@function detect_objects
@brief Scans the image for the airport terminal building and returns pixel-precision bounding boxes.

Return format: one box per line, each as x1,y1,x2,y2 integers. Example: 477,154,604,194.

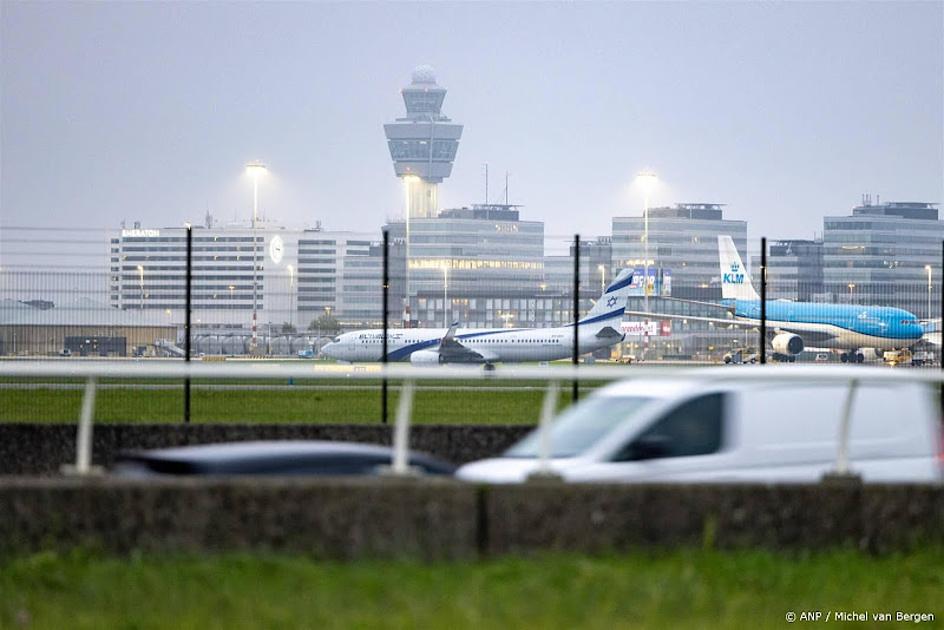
611,204,749,360
387,204,550,328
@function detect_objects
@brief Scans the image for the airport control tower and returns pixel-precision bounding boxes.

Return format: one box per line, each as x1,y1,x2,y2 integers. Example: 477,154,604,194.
384,66,463,219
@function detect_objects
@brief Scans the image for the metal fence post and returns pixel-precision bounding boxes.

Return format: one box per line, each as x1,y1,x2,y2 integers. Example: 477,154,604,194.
76,376,97,474
382,229,389,425
184,225,192,423
760,236,767,365
537,381,559,474
834,378,859,475
572,234,580,402
391,380,415,475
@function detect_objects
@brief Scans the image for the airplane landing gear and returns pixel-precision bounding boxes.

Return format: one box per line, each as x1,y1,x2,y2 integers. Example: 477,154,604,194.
840,351,865,364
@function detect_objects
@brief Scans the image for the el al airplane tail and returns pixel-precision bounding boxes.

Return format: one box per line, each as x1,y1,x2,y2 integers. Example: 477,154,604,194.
718,235,759,301
579,268,634,326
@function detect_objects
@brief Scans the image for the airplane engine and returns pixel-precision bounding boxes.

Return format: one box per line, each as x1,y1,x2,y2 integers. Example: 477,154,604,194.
409,349,443,365
771,333,804,356
860,348,884,362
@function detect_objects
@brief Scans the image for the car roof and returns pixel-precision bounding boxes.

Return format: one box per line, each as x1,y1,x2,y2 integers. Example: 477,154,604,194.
123,440,397,463
116,440,456,475
594,378,712,399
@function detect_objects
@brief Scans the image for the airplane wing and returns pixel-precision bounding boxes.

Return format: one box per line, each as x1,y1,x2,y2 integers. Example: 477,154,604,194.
595,325,625,340
659,297,733,312
624,310,755,328
623,310,839,342
440,321,460,344
436,322,494,363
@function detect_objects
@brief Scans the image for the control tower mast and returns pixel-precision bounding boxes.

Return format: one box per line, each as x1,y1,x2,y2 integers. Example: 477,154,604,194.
384,66,463,219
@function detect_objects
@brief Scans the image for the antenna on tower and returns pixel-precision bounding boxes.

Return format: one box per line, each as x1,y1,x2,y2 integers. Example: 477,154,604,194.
504,171,510,205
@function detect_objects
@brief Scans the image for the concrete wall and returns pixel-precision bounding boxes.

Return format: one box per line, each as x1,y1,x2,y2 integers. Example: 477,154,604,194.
0,477,478,559
1,478,941,557
0,424,533,475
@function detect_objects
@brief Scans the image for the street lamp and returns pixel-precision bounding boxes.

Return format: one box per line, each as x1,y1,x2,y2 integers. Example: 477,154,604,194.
136,265,145,309
847,283,856,302
442,265,449,328
245,161,267,228
925,265,932,318
598,264,606,294
245,161,267,352
635,170,658,360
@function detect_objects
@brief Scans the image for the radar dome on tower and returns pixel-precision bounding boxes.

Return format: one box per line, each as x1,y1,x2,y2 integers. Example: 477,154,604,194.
411,65,437,85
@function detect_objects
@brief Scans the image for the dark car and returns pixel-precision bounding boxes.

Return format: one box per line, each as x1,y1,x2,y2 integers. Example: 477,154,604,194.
112,441,456,477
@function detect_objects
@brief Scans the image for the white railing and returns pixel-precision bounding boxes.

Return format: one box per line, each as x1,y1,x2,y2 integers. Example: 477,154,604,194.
2,360,942,478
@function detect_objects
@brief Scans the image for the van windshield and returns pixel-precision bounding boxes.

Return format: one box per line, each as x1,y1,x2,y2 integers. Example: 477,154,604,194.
505,396,653,458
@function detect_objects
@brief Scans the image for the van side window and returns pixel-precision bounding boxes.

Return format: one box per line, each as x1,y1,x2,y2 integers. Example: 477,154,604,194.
612,393,725,461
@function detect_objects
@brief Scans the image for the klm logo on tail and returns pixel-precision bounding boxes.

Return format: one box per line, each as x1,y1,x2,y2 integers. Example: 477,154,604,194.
723,262,745,285
717,235,759,301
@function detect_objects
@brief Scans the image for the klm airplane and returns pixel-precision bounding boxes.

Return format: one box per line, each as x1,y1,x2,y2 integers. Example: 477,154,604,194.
320,269,635,365
627,236,926,363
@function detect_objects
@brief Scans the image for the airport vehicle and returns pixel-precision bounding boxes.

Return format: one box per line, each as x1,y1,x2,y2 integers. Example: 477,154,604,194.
456,376,943,484
626,236,926,364
113,441,456,477
321,269,635,365
722,348,757,364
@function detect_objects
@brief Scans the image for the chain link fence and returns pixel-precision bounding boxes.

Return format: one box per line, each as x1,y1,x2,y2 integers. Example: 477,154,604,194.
1,224,940,423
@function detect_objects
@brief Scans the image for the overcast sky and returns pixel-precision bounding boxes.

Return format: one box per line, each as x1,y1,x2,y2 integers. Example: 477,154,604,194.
2,1,941,241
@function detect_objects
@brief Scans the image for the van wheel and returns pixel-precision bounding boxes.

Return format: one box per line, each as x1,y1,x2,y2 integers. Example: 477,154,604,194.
856,353,865,363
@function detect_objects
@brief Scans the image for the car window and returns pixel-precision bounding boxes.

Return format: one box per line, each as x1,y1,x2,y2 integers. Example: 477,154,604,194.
505,396,653,458
612,393,725,461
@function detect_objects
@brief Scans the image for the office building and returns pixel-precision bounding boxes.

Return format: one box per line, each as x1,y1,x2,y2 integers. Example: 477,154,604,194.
823,198,942,317
612,203,747,298
298,231,406,328
109,223,294,326
108,222,403,342
752,239,825,301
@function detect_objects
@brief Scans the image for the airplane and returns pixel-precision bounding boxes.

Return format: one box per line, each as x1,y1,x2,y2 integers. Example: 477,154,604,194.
320,269,635,365
625,235,926,363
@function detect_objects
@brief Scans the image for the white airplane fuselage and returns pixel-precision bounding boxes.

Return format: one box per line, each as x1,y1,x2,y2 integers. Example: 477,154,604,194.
322,324,619,363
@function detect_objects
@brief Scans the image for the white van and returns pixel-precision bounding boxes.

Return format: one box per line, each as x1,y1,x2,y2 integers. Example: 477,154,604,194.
456,377,943,484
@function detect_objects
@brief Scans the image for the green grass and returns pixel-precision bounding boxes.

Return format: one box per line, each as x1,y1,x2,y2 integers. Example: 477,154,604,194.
0,385,597,424
1,549,941,629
